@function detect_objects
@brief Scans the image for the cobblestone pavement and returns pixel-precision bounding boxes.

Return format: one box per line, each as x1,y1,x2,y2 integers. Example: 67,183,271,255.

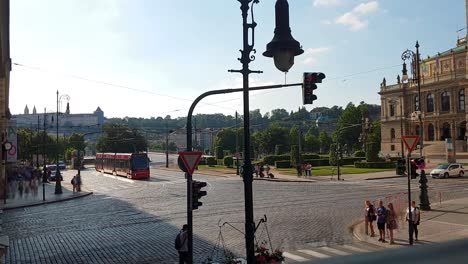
4,168,468,263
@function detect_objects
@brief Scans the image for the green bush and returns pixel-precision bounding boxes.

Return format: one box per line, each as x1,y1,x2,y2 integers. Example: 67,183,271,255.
329,143,337,166
303,159,330,166
366,142,380,162
224,156,234,167
354,150,366,157
302,153,320,160
354,161,396,168
275,160,291,168
206,157,217,166
291,145,300,166
262,154,291,165
215,146,223,159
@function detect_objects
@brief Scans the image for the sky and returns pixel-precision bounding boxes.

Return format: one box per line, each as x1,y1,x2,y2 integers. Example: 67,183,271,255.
9,0,466,119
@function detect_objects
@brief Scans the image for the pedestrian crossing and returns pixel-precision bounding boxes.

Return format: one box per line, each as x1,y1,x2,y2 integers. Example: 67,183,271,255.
283,242,383,263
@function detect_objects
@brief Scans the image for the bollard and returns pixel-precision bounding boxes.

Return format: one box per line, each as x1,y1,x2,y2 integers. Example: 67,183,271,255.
439,192,442,206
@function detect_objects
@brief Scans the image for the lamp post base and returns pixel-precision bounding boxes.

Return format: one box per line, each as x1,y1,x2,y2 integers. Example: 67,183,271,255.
419,170,431,210
54,171,63,195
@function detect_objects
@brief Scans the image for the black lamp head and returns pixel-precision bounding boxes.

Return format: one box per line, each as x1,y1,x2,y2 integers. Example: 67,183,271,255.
263,0,304,72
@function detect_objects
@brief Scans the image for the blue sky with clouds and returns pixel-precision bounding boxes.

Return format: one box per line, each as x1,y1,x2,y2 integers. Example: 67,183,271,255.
9,0,466,118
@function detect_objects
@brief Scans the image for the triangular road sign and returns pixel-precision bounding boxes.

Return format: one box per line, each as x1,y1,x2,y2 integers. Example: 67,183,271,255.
179,151,203,175
402,135,419,153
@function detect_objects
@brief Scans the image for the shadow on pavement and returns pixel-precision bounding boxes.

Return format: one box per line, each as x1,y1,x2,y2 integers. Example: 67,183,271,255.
3,191,225,263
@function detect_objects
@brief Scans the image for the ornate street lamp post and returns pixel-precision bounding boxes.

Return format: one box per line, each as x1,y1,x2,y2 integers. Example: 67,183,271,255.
54,91,70,195
401,41,422,158
229,1,303,262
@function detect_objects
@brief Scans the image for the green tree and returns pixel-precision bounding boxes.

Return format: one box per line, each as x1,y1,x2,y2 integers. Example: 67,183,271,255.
319,131,332,153
68,133,86,152
96,124,147,153
257,124,289,155
270,108,289,121
213,128,237,155
304,133,320,153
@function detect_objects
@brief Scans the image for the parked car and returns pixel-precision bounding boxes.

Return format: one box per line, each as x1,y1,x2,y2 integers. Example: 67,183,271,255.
46,165,63,181
58,161,66,170
430,163,464,179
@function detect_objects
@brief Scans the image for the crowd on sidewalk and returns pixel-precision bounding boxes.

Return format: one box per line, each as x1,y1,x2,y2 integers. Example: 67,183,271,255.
364,200,420,244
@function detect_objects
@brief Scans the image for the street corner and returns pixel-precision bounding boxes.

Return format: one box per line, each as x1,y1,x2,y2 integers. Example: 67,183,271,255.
3,189,93,211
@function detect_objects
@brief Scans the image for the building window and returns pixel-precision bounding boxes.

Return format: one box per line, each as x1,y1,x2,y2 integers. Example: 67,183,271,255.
389,104,395,117
428,124,435,141
415,95,420,111
390,128,396,139
426,93,434,112
391,145,395,151
459,89,465,111
441,91,450,112
442,122,451,140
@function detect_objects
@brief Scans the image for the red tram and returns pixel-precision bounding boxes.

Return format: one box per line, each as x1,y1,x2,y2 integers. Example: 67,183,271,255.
95,153,150,179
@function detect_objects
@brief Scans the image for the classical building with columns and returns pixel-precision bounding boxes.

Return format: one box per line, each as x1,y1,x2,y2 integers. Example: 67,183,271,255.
379,36,468,158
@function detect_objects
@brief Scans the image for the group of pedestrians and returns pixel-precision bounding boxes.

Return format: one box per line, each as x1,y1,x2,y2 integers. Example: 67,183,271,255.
254,163,273,178
365,200,420,244
296,163,312,177
6,167,42,199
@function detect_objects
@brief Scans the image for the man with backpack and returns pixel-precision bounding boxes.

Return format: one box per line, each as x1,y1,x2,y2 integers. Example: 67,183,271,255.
175,224,188,264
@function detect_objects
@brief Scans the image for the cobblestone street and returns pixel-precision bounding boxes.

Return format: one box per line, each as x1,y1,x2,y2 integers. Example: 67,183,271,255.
4,167,468,263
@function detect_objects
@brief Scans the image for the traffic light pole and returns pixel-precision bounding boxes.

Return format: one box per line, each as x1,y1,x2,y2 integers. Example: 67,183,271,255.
185,82,301,263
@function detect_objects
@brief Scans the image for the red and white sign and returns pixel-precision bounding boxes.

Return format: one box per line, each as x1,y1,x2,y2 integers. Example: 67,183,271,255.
402,135,419,153
179,151,203,175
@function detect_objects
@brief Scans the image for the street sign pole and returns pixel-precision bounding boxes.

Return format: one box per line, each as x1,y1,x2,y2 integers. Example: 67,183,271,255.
187,172,193,263
406,151,413,246
402,135,418,246
178,151,202,264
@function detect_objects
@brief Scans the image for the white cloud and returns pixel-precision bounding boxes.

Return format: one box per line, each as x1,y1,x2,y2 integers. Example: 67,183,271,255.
313,0,342,6
321,19,332,25
353,1,378,14
335,1,379,31
305,47,331,55
302,47,331,65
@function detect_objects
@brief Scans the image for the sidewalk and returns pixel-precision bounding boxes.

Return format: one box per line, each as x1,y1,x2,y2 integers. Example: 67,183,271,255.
0,170,93,262
352,197,468,248
2,170,93,211
153,165,317,182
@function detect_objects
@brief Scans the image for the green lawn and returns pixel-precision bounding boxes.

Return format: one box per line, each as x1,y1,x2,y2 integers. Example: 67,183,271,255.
198,164,394,176
275,165,394,176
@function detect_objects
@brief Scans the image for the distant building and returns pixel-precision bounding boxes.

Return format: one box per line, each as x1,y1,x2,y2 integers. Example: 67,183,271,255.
169,127,217,153
13,105,105,136
379,36,468,159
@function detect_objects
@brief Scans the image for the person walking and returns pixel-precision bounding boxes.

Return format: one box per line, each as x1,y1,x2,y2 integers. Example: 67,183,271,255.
365,200,376,237
376,200,387,242
175,224,189,264
386,203,398,244
406,200,421,241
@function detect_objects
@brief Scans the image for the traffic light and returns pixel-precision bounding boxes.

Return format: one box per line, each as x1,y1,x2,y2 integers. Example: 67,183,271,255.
303,72,326,105
192,180,207,210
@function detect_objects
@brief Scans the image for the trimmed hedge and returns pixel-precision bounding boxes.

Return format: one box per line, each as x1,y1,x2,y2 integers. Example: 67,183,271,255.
302,153,320,160
275,160,291,168
224,156,234,167
354,150,365,157
206,157,217,166
262,154,291,165
354,161,396,168
303,159,330,166
341,157,366,165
